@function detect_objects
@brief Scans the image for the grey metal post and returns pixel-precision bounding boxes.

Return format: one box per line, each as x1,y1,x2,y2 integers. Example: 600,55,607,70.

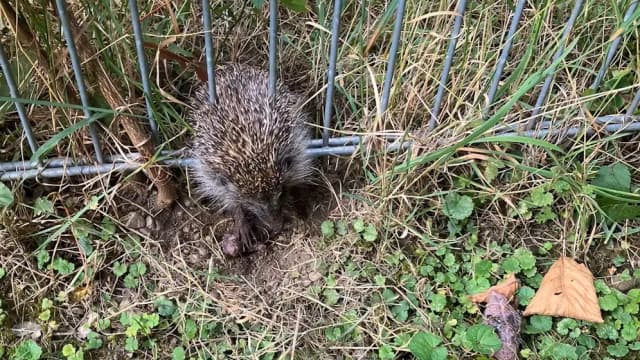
128,0,160,142
591,0,639,90
527,0,584,130
202,0,217,103
269,0,278,98
54,0,105,163
322,0,342,147
0,45,39,156
483,0,526,118
380,0,406,115
428,0,468,130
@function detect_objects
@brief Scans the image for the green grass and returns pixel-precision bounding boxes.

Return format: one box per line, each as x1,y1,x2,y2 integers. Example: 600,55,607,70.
1,0,640,359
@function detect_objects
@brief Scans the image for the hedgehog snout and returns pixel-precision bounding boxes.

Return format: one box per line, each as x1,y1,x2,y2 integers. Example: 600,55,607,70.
242,193,284,235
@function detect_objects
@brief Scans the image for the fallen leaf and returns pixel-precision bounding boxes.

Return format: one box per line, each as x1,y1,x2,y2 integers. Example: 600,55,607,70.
523,257,603,323
469,274,519,304
484,291,521,360
70,285,92,303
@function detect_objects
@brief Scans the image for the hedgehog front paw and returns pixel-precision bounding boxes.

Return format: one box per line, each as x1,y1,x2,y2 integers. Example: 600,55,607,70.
221,232,241,257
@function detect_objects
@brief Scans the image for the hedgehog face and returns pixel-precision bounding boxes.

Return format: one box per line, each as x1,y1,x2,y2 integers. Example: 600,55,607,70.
240,185,285,235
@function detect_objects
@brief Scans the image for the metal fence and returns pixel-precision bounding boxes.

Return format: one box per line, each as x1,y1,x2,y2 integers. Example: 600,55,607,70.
1,0,640,182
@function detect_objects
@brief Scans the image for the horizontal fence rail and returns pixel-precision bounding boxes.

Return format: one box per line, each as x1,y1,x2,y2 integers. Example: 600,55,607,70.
1,0,640,182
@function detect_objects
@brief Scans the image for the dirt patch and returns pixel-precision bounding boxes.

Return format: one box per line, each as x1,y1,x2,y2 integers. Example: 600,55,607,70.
108,169,338,300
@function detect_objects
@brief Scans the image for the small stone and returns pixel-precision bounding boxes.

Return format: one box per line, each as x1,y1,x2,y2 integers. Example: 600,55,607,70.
77,324,92,340
198,247,208,257
145,215,155,230
308,272,323,282
188,254,200,264
12,321,42,340
183,198,193,207
124,212,145,229
204,235,212,242
301,280,311,287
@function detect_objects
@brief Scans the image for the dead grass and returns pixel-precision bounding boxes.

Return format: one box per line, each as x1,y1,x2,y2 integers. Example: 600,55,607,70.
1,0,640,358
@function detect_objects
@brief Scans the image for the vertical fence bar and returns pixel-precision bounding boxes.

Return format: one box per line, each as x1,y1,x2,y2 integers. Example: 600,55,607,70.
0,45,39,157
268,0,278,97
380,0,406,115
483,0,526,118
202,0,217,103
591,0,639,90
428,0,467,130
55,0,104,163
322,0,342,147
626,88,640,117
526,0,584,130
128,0,159,142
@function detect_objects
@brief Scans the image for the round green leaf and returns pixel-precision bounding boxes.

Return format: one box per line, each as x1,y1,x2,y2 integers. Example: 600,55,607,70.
463,324,502,355
443,193,474,220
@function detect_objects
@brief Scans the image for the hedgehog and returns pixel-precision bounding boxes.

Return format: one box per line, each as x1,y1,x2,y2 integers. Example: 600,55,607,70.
188,63,314,257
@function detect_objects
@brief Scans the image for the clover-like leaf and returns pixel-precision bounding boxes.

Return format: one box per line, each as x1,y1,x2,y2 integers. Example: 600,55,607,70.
442,193,474,220
409,332,448,360
0,182,14,208
462,324,502,355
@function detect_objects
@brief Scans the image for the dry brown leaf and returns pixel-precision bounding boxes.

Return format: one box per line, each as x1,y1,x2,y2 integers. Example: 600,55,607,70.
523,257,603,323
70,286,92,303
469,273,519,304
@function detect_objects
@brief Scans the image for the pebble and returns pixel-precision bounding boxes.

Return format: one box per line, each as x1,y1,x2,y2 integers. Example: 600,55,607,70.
308,272,323,282
124,212,145,229
145,215,155,230
301,280,311,287
12,321,42,340
198,247,208,257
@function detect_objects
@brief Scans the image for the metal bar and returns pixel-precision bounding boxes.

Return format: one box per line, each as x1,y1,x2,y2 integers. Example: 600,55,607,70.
202,0,217,103
322,0,342,147
0,136,365,172
0,45,39,156
626,88,640,117
428,0,468,130
308,135,358,147
380,0,406,115
268,0,278,97
0,147,362,181
55,0,104,163
495,120,554,133
483,0,526,118
526,0,585,130
128,0,159,141
501,116,640,139
6,113,640,181
591,0,639,90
